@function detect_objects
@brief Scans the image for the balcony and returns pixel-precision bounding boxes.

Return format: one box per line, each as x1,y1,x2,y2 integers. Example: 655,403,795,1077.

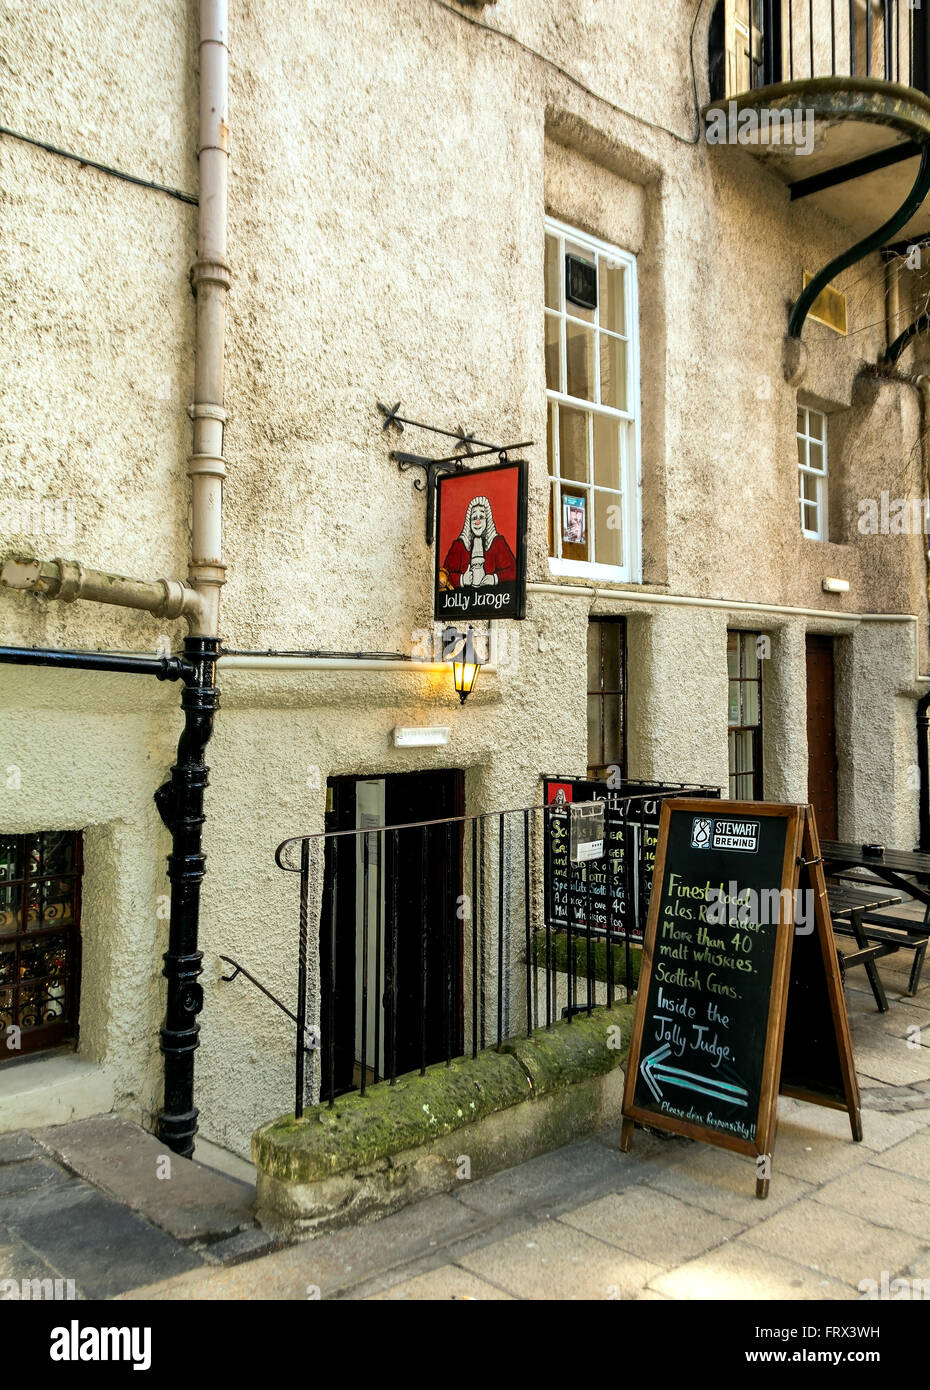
706,2,930,345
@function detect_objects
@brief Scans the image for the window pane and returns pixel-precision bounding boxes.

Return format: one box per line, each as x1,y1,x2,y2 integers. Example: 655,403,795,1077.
545,313,561,392
801,472,819,503
797,406,806,434
566,321,596,401
598,259,626,334
564,241,596,322
547,401,557,478
796,434,807,468
558,405,588,483
587,694,602,768
808,440,824,473
593,414,621,489
560,485,589,562
726,632,739,679
594,490,623,567
545,234,561,310
602,694,622,765
741,632,759,679
728,680,741,726
600,622,622,690
742,679,760,726
802,501,818,532
808,410,823,441
599,334,627,410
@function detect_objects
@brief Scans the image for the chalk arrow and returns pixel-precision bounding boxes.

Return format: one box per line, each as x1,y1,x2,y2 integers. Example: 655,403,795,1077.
652,1062,749,1108
640,1042,672,1101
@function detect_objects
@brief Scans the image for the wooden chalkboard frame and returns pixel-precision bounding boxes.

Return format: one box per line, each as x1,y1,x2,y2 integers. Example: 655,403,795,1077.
779,807,862,1139
620,798,806,1198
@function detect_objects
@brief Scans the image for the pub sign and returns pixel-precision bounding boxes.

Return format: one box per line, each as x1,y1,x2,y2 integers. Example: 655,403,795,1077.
434,459,528,621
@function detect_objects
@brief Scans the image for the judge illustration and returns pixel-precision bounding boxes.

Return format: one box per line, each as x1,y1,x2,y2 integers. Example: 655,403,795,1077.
441,495,516,589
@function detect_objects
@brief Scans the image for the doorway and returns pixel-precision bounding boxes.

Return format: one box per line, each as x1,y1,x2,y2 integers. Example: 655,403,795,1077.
320,770,464,1098
806,634,839,840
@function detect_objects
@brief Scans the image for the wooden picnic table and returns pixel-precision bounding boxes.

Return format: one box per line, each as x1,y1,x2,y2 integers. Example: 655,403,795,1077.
821,840,930,997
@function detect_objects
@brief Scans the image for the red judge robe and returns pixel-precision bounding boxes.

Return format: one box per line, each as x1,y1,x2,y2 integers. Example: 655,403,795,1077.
442,533,516,588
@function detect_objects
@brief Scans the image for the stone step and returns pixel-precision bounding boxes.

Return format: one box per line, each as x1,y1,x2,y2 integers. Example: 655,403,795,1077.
32,1115,255,1243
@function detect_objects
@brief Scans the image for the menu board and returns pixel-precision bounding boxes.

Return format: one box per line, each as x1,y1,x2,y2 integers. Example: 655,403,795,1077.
543,778,720,943
621,799,808,1195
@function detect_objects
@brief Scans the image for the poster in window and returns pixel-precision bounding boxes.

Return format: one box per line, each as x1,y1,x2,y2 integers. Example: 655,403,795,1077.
562,494,586,547
434,459,528,621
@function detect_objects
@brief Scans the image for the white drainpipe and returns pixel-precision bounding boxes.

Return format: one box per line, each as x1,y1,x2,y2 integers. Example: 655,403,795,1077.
1,1,229,640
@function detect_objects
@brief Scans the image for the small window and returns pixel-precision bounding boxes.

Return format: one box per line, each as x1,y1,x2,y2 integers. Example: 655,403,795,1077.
0,832,83,1059
797,405,828,540
545,219,641,583
587,618,627,779
727,631,763,800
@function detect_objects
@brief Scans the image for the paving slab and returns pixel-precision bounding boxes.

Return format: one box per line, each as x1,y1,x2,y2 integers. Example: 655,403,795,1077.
453,1136,649,1220
0,1132,42,1164
869,1129,930,1179
559,1187,745,1267
201,1226,280,1267
458,1220,662,1300
121,1191,488,1300
0,1157,67,1197
0,1224,71,1293
649,1239,858,1300
741,1195,924,1288
32,1114,255,1241
812,1165,930,1242
645,1142,814,1220
368,1265,513,1300
851,1041,930,1087
0,1178,203,1299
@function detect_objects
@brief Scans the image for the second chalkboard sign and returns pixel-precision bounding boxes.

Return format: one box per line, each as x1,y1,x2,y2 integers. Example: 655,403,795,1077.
621,798,860,1197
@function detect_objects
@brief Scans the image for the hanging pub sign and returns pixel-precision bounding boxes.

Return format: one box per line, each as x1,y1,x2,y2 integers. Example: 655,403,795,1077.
434,459,528,621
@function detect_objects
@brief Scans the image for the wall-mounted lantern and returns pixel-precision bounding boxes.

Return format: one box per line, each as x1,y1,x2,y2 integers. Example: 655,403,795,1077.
444,626,482,705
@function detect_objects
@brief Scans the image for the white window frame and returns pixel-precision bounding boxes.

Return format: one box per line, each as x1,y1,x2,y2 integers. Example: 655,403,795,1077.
545,217,642,584
797,405,828,541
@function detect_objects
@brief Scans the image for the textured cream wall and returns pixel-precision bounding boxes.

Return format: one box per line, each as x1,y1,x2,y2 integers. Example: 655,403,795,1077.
1,0,928,1155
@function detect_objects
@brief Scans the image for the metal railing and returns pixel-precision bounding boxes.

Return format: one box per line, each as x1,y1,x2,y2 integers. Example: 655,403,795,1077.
265,782,719,1118
712,1,930,98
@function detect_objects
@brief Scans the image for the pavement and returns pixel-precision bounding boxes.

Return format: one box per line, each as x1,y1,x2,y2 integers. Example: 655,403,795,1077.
2,945,929,1301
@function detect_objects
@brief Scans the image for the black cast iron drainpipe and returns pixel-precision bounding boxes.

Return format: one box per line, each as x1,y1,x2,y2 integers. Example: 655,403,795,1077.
0,638,220,1159
918,688,930,852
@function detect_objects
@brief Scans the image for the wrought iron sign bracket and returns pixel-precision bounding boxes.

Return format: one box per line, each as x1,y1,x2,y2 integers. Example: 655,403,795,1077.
378,401,532,544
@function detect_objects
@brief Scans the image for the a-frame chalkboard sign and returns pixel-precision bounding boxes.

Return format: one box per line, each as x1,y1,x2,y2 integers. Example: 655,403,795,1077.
620,798,860,1197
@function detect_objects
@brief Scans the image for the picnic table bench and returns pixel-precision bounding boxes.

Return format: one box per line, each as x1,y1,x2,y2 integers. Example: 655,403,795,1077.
826,882,903,1013
822,840,930,999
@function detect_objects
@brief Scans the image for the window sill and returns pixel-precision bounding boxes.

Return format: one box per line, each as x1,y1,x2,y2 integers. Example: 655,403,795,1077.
548,558,636,584
0,1053,114,1133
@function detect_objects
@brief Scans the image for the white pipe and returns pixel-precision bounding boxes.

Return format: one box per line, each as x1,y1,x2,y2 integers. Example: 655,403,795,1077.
527,582,930,684
187,0,231,639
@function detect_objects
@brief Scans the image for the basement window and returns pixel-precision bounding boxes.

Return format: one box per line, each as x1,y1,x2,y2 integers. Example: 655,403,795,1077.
0,832,83,1060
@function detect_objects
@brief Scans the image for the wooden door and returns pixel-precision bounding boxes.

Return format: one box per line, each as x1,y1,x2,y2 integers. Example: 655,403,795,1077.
806,635,838,840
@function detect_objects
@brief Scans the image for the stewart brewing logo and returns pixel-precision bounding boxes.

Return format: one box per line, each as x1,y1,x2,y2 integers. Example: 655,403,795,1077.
691,817,759,852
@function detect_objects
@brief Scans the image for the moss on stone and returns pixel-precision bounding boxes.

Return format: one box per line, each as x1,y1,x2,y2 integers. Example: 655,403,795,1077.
500,1003,633,1096
252,1047,531,1183
252,1003,634,1185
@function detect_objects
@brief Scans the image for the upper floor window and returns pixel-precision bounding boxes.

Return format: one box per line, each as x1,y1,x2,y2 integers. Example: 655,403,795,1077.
797,405,828,540
545,220,641,584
